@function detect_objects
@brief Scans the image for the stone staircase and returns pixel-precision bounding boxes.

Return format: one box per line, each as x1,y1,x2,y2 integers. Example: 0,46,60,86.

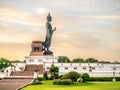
10,64,44,76
10,71,34,76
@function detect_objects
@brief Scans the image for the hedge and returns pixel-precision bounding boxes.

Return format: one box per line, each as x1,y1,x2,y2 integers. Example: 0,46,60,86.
86,77,120,81
53,79,73,85
31,81,42,85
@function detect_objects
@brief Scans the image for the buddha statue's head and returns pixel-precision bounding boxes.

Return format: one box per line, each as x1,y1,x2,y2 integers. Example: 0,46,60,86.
47,13,52,22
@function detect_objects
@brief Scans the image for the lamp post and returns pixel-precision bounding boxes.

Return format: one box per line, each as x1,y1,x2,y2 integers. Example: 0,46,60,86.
112,65,116,82
34,69,39,82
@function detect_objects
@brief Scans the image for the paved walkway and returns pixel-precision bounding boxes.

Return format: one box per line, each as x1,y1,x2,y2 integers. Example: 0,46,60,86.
0,78,33,90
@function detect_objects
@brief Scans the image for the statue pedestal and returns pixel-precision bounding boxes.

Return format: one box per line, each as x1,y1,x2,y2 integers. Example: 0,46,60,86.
30,41,43,56
26,41,55,65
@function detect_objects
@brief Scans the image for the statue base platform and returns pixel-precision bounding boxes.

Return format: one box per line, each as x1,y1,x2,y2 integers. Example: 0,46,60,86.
25,55,58,65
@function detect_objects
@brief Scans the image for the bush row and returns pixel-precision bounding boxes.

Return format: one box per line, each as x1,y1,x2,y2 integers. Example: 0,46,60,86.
53,79,73,85
37,72,90,82
38,74,120,82
37,76,55,80
86,77,120,81
37,76,58,80
31,81,42,85
61,72,90,82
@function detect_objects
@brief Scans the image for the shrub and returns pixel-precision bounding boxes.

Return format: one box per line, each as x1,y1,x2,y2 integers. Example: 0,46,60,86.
61,71,80,81
61,74,68,79
38,77,43,81
59,75,63,79
53,79,72,85
43,72,49,80
49,74,59,80
81,73,90,81
31,81,42,85
66,71,81,81
50,75,55,80
116,77,120,81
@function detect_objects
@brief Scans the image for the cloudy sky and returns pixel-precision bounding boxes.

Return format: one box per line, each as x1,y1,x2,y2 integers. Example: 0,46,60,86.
0,0,120,61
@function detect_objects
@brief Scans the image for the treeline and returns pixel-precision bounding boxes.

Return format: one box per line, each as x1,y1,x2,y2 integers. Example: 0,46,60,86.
58,56,120,64
11,60,24,63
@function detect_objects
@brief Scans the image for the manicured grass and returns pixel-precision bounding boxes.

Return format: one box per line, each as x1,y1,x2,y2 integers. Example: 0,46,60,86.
22,80,120,90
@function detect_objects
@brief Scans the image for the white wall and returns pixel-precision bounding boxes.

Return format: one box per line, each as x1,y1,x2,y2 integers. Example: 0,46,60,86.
44,62,120,77
24,56,120,77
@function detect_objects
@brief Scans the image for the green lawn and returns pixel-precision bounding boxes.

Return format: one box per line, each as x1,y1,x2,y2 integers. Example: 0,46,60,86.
22,80,120,90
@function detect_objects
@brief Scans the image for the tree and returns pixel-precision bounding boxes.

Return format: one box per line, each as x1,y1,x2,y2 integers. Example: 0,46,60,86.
72,58,84,63
58,56,71,63
99,61,111,64
85,58,98,63
114,61,120,64
49,64,59,79
0,58,11,69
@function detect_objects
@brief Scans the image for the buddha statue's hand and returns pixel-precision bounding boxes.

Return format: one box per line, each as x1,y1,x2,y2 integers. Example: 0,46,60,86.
53,27,56,31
